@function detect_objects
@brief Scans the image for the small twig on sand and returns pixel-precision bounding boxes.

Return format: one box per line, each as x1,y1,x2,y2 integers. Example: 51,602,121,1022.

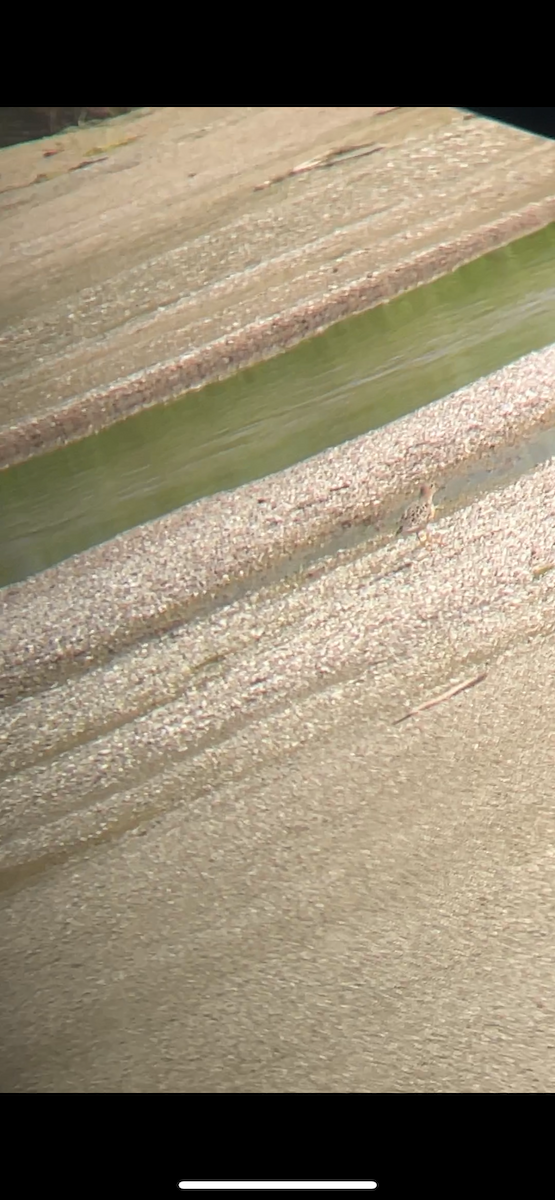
394,671,487,725
254,143,383,191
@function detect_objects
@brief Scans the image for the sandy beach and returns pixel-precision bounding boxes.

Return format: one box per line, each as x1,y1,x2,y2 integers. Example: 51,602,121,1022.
1,108,555,1093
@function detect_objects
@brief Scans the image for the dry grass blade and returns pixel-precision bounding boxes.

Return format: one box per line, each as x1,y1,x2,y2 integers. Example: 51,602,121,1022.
254,143,383,191
394,671,487,725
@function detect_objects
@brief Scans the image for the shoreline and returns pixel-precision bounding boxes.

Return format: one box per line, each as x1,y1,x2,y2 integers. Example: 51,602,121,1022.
2,197,555,469
2,343,555,705
1,418,555,888
2,106,555,468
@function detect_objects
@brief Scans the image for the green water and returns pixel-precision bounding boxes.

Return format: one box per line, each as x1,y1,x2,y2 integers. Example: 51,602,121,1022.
2,222,555,587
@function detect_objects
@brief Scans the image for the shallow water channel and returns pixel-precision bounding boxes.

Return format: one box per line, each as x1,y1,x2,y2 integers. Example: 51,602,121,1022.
2,222,555,588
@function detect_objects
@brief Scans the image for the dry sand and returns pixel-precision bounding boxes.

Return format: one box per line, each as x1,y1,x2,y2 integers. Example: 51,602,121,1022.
1,423,555,1091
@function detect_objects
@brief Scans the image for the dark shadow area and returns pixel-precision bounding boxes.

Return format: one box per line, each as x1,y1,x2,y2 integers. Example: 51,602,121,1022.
0,107,138,147
462,107,555,141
